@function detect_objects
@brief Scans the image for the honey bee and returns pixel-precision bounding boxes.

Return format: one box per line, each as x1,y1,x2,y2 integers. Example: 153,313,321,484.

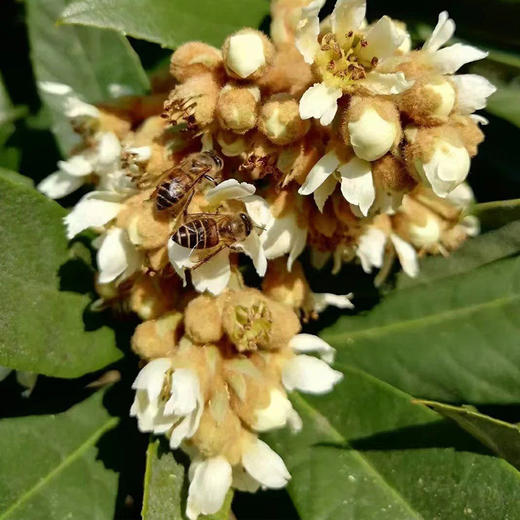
171,212,253,267
153,151,224,214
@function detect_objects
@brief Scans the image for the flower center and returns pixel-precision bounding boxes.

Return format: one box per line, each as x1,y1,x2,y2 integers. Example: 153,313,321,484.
314,33,378,91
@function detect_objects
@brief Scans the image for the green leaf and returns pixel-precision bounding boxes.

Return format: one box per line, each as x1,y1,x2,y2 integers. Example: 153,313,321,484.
322,254,520,404
268,366,520,520
26,0,149,154
416,400,520,470
142,438,233,520
485,83,520,128
0,170,122,377
474,199,520,232
61,0,270,49
395,220,520,289
0,390,119,520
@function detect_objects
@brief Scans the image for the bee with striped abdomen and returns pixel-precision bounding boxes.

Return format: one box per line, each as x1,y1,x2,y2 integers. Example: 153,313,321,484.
152,151,224,214
171,212,253,267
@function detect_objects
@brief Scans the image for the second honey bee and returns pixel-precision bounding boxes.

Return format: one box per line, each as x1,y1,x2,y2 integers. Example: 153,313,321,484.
171,212,253,267
153,151,224,214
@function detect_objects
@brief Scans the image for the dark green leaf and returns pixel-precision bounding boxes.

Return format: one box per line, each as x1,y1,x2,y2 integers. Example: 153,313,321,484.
0,170,122,377
26,0,149,154
0,390,119,520
322,255,520,404
474,200,520,232
416,400,520,470
268,366,520,520
61,0,270,49
142,438,233,520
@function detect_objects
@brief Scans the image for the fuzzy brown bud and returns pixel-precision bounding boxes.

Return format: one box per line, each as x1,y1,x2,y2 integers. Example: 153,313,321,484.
185,294,224,344
216,84,260,134
170,42,223,82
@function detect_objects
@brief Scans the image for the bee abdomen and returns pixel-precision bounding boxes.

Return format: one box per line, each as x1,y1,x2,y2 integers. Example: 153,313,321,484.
155,179,185,211
173,219,219,249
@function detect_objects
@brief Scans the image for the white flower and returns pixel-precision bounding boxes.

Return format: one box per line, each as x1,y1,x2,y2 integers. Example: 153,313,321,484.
167,180,269,295
254,388,300,433
131,359,203,447
312,292,354,314
355,226,419,278
245,196,308,271
187,457,232,520
422,12,494,117
282,334,343,394
96,228,143,285
296,0,413,125
298,150,375,216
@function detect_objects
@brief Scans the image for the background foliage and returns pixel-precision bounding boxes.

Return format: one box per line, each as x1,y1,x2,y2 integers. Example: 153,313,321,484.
1,0,520,518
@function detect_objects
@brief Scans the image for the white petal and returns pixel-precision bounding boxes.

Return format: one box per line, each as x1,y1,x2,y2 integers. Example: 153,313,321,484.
338,157,375,216
96,132,121,168
357,16,405,63
313,174,337,212
226,33,266,78
187,457,232,520
205,179,256,205
445,182,475,209
132,358,171,399
254,388,293,432
64,97,100,120
97,228,138,284
461,215,480,237
431,44,488,74
470,114,489,125
299,83,342,126
167,241,198,285
170,398,204,448
299,150,340,196
242,439,291,489
64,192,122,239
356,227,387,273
282,354,343,394
125,146,152,162
38,81,73,96
287,408,303,433
363,71,414,95
423,11,455,52
191,249,231,295
58,155,93,177
164,369,199,416
452,74,496,114
37,171,85,199
243,195,273,229
236,232,267,276
390,234,419,278
331,0,366,36
312,292,354,314
232,467,260,493
295,0,325,64
288,223,308,271
289,333,337,364
263,211,302,261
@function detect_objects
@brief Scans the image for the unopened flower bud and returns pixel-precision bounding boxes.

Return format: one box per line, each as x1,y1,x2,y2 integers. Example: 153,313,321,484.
185,294,224,344
170,42,223,82
129,274,179,320
163,73,219,131
216,84,260,134
341,98,401,161
222,29,274,80
277,136,322,187
399,77,456,125
131,311,182,360
258,94,310,145
404,126,471,198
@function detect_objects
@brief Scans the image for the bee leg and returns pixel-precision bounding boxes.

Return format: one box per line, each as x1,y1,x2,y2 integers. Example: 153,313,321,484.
191,246,227,270
181,190,195,216
203,174,218,186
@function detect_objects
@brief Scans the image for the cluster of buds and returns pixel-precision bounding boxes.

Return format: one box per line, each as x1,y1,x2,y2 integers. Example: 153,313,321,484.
35,0,493,517
130,286,342,518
